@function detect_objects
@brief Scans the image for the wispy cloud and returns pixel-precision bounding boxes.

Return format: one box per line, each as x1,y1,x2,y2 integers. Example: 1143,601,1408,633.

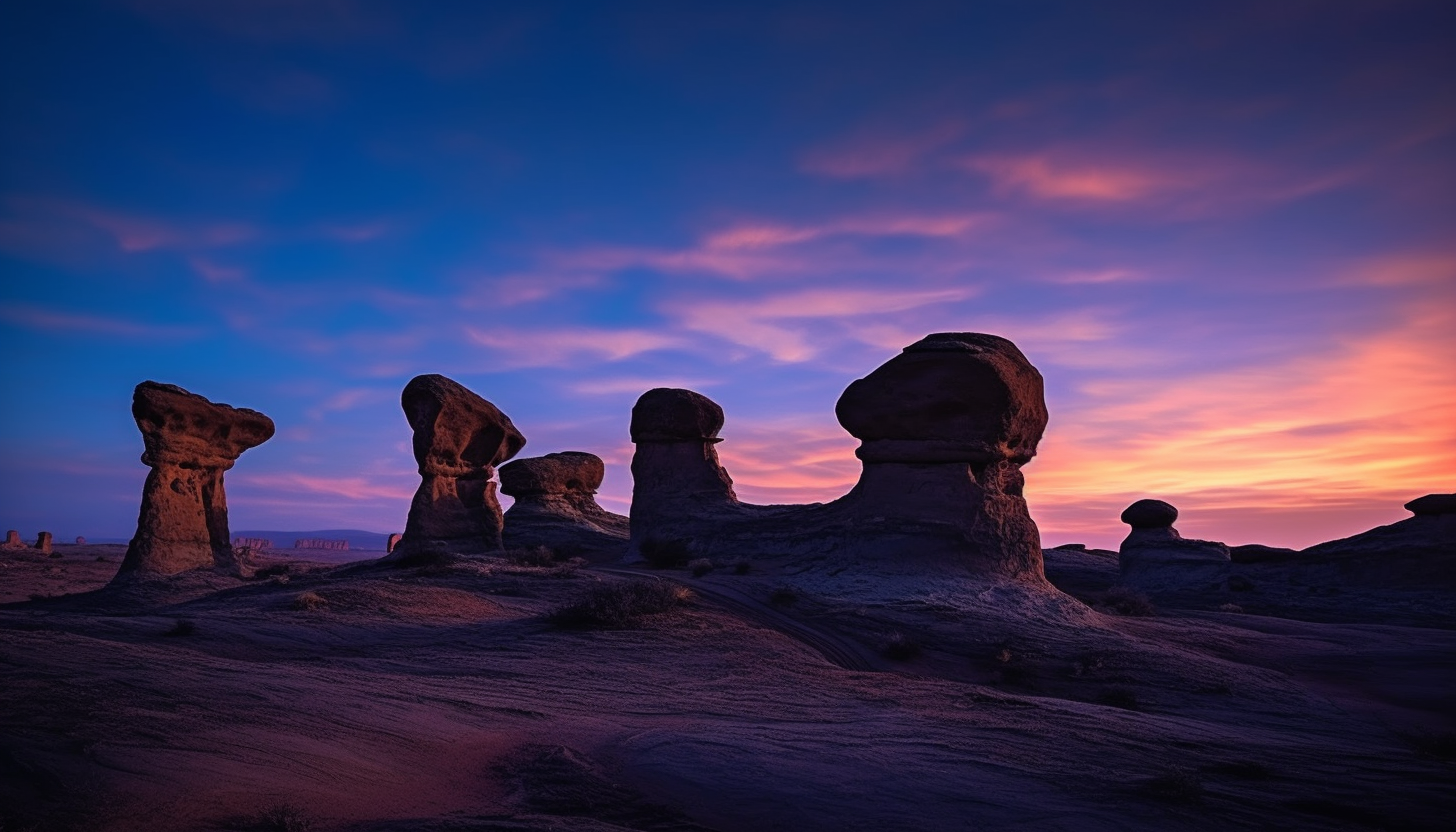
238,472,416,502
800,120,968,178
569,376,719,396
0,303,204,340
464,326,687,367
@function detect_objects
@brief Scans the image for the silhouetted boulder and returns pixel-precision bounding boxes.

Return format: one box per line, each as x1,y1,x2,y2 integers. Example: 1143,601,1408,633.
115,382,275,578
392,374,525,557
1121,499,1179,529
501,451,629,558
1405,493,1456,516
1117,499,1229,600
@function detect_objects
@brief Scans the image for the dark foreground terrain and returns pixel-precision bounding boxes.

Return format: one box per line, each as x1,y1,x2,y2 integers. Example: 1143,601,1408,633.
2,543,1453,831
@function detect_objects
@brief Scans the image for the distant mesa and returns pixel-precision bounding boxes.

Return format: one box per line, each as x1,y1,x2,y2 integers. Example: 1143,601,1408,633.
626,332,1053,585
34,532,52,554
233,537,272,550
390,374,526,558
113,381,275,579
1117,499,1230,598
294,538,348,550
500,451,629,558
75,536,86,545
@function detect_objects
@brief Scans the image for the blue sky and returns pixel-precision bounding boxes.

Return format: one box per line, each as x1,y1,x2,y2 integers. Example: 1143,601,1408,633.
2,1,1453,548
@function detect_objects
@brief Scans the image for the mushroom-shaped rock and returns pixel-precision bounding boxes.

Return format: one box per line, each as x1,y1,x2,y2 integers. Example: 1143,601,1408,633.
1121,499,1179,529
501,451,629,557
394,374,525,556
829,332,1050,581
1405,494,1456,516
627,388,740,556
116,382,275,577
1117,499,1229,600
836,332,1047,464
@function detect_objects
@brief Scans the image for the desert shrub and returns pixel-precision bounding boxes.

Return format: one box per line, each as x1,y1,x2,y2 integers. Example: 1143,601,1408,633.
1101,586,1156,616
881,631,921,660
1097,687,1140,710
548,580,692,629
508,546,558,567
162,619,195,637
48,552,63,559
688,558,714,577
251,803,313,832
729,558,751,575
768,586,798,606
1217,602,1243,613
292,591,328,611
640,537,691,569
1144,767,1203,803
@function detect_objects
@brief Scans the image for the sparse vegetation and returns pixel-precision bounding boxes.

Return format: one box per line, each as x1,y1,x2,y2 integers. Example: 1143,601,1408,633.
1097,687,1140,710
1100,586,1157,616
768,586,798,606
249,803,313,832
292,591,328,611
688,558,714,577
548,579,692,629
881,631,921,660
639,537,691,569
1217,602,1243,613
508,546,558,567
728,558,752,575
1228,574,1255,592
1144,767,1203,803
162,619,196,637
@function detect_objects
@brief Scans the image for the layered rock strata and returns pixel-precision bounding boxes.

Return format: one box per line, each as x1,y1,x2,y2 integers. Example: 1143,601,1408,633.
393,374,525,556
115,382,275,577
500,451,629,557
1117,499,1230,597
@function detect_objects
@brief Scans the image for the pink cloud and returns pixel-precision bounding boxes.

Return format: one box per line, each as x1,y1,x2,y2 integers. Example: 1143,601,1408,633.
1,195,258,258
962,154,1179,202
0,303,203,340
1337,252,1456,288
464,326,687,367
238,472,416,503
800,120,967,178
188,257,248,283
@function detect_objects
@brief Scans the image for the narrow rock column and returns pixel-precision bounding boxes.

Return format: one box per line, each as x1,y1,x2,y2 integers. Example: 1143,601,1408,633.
33,532,52,554
394,374,525,556
1117,499,1230,597
627,388,738,554
2,530,22,550
116,382,275,577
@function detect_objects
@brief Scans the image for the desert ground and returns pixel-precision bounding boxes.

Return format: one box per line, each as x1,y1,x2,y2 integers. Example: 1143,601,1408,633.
2,535,1453,832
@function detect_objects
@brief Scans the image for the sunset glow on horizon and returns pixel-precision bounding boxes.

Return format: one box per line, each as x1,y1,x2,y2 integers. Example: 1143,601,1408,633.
2,1,1452,551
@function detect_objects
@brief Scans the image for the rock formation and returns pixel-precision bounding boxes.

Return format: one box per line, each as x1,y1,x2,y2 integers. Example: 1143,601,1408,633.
2,530,22,550
233,537,271,550
501,451,629,557
115,382,275,577
75,536,86,545
1117,499,1230,598
393,374,525,556
625,333,1054,584
386,533,402,553
295,538,348,550
33,532,52,554
1293,493,1456,583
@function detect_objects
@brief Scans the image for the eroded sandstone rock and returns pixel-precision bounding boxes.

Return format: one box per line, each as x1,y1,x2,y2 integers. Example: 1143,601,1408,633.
386,533,402,553
1405,493,1456,516
393,374,525,556
1117,499,1230,598
33,532,52,554
501,451,629,557
2,530,22,550
116,382,275,577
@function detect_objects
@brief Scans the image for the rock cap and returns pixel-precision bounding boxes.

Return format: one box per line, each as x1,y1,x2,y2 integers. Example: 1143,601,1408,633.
133,381,275,468
500,451,605,497
402,374,526,477
630,388,725,443
1121,499,1179,529
1405,493,1456,516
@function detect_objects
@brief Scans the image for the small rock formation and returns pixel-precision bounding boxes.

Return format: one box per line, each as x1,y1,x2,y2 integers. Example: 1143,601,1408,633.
1405,493,1456,517
294,538,348,550
1294,493,1456,583
115,382,275,578
501,451,629,557
627,389,742,556
2,530,23,550
75,536,86,545
233,536,271,550
1117,499,1230,598
386,533,402,553
393,374,526,556
33,532,52,554
625,333,1055,585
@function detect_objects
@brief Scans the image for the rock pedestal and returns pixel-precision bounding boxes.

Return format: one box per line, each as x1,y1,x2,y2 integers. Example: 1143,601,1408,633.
2,530,22,550
393,374,525,556
627,388,741,555
1117,499,1230,598
501,451,629,557
33,532,52,554
116,382,275,577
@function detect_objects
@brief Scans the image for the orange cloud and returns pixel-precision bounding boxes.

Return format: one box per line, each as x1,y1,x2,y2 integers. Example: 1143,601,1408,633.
963,154,1177,201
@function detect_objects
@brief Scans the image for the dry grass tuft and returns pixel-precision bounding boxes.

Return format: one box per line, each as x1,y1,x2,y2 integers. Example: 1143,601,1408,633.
881,631,921,660
688,558,714,577
1100,586,1157,616
249,803,313,832
548,580,692,629
162,619,196,637
507,546,558,567
292,591,328,611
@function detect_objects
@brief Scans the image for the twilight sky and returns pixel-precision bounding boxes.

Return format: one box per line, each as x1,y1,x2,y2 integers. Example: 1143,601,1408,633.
2,1,1452,549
